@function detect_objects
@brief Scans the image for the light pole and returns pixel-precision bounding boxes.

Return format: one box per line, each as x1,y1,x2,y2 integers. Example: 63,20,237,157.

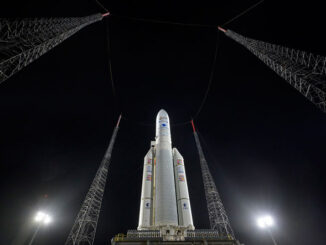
257,215,278,245
29,211,52,245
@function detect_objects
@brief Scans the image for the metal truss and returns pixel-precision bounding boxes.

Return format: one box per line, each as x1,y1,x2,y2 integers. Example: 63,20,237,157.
0,13,103,84
65,115,121,245
220,28,326,112
191,121,235,239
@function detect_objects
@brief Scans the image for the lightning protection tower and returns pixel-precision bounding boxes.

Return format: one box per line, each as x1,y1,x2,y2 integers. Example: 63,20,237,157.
0,13,109,85
218,27,326,112
191,120,235,239
65,115,121,245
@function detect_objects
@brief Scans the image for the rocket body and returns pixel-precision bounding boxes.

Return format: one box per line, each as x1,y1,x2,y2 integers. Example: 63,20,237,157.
138,109,194,231
154,110,178,226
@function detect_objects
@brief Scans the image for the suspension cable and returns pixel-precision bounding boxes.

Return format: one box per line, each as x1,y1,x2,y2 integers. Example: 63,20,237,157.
221,0,265,27
193,31,220,119
101,2,264,123
94,0,109,13
111,14,215,28
104,18,118,115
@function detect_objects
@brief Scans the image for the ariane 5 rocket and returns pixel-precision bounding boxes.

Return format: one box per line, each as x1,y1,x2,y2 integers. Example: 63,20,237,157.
138,109,195,231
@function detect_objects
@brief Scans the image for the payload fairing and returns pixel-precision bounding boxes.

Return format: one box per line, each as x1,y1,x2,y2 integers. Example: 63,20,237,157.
138,109,194,233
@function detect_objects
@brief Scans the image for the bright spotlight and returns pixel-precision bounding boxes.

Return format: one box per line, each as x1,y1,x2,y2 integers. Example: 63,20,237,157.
34,211,52,224
265,215,274,226
257,218,266,228
43,215,52,224
257,215,274,229
35,211,45,222
256,215,278,245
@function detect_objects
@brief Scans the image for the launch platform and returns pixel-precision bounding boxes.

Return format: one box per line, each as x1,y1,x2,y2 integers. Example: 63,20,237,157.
111,230,241,245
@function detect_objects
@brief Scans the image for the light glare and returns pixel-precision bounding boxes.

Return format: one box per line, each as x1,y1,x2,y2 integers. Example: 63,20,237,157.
43,215,52,224
265,216,274,226
35,212,45,222
257,215,274,229
257,218,266,228
34,211,52,224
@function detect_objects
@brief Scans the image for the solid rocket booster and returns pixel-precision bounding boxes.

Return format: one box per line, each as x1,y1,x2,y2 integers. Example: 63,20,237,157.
138,149,153,229
154,109,179,226
173,148,194,229
138,109,194,230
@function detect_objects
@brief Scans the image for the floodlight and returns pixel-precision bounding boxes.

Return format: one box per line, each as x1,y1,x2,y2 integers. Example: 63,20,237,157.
257,215,274,229
256,215,278,245
43,215,52,224
35,212,45,222
34,211,52,224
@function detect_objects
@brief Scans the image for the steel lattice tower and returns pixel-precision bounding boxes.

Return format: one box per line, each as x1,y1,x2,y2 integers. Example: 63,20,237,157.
218,27,326,112
0,13,108,84
65,115,121,245
191,120,235,239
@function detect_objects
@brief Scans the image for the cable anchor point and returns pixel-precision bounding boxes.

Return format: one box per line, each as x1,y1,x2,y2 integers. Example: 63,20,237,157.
218,26,227,33
102,12,110,17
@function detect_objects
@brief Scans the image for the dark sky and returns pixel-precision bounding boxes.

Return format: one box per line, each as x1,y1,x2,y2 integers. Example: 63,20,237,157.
1,1,326,245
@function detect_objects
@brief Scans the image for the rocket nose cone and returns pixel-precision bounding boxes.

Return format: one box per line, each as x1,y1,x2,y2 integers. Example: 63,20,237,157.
158,109,168,116
156,109,171,138
156,109,169,120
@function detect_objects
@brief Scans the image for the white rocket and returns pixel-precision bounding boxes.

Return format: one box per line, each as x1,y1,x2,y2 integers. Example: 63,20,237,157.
138,109,194,232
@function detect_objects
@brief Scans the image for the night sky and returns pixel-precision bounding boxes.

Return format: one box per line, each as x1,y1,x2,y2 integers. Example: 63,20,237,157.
1,1,326,245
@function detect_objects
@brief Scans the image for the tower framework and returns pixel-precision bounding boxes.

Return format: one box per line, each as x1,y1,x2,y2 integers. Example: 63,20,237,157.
65,115,121,245
0,13,104,84
191,121,234,239
219,27,326,112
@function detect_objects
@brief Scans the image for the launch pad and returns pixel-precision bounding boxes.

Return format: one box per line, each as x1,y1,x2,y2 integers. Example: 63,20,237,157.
111,230,240,245
111,238,239,245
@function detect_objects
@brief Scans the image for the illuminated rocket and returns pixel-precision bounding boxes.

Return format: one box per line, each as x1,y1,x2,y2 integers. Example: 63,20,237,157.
138,109,194,233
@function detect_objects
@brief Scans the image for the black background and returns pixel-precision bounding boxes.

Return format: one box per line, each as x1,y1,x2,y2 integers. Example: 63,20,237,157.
1,1,326,244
